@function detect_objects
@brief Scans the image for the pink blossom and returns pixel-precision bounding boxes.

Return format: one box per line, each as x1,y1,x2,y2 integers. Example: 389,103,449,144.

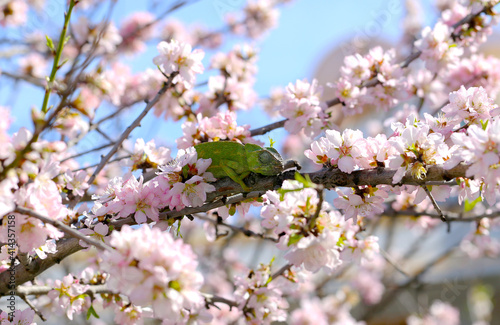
100,225,204,321
446,119,500,205
202,75,257,112
325,128,366,174
176,111,255,149
414,22,463,73
0,308,36,324
64,170,89,197
79,222,109,248
119,12,156,54
153,39,205,89
109,175,161,223
18,53,47,78
284,230,342,273
54,109,89,139
443,54,500,100
128,138,171,170
73,17,122,55
442,86,498,124
304,137,331,166
233,263,289,324
0,0,27,26
114,304,153,325
280,79,325,137
168,175,215,210
333,187,387,222
47,274,91,320
389,115,450,183
352,270,384,305
211,43,258,83
229,0,280,39
407,300,460,325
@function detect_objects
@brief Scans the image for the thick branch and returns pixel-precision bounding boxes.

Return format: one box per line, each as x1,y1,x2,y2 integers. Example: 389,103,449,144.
0,238,82,296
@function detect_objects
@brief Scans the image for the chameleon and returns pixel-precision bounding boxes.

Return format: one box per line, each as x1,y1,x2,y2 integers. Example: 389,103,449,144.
193,141,284,191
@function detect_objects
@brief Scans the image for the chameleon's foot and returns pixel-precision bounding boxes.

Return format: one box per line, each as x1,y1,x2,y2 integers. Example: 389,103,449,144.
240,184,251,192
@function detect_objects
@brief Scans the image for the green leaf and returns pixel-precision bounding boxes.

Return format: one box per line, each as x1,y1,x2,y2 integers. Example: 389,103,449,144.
464,197,482,212
86,305,99,320
288,234,303,247
294,172,315,188
228,204,236,216
277,187,301,200
45,35,55,51
481,119,489,130
268,137,276,148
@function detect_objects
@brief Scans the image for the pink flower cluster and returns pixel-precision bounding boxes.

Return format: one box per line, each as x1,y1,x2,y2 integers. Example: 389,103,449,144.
261,180,365,273
227,0,282,39
446,118,500,205
331,47,409,116
333,186,389,223
443,55,500,100
407,300,460,325
415,22,463,73
442,86,498,124
0,308,36,325
153,39,205,89
0,0,27,27
100,225,204,322
290,290,365,325
460,217,500,258
233,262,289,324
119,12,156,54
92,146,215,223
176,111,258,149
1,156,66,254
304,128,393,174
127,138,171,171
47,274,91,320
279,79,328,138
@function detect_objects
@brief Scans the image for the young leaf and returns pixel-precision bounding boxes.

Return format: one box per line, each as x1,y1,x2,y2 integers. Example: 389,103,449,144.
45,35,55,52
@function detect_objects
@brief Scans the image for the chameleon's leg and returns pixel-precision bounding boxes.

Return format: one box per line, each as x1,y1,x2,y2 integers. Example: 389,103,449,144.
221,162,251,191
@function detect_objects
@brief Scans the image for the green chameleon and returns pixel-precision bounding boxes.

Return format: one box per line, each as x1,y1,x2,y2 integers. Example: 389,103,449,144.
193,141,284,191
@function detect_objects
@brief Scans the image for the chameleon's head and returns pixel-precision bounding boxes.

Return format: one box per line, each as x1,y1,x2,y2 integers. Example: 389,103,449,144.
245,144,284,176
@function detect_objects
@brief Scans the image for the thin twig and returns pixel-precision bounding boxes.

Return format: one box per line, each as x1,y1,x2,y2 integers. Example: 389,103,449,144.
14,206,112,252
271,264,292,279
421,185,450,232
195,214,279,242
61,143,115,162
70,72,179,209
18,293,46,321
307,187,324,231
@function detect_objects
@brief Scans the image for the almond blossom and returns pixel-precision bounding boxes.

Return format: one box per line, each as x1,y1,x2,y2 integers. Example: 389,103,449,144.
233,262,289,324
389,114,450,183
446,118,500,205
100,225,204,322
0,308,36,325
279,78,326,138
0,0,27,26
333,186,388,223
414,22,463,73
47,274,91,320
442,86,498,124
153,39,205,89
407,300,460,325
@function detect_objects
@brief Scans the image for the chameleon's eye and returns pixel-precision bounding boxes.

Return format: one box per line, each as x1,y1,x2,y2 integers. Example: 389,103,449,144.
258,152,272,164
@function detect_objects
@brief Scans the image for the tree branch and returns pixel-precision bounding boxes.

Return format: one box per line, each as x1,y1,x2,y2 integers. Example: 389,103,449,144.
14,206,112,252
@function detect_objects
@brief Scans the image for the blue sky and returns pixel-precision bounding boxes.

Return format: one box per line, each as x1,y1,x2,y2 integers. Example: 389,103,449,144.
1,0,443,162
